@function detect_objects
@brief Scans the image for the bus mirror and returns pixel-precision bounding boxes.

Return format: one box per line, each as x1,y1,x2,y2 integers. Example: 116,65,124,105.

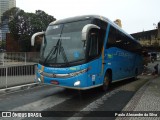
82,24,100,41
31,32,45,46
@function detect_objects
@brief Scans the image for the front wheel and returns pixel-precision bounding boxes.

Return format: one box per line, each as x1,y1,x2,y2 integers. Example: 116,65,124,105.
102,72,111,92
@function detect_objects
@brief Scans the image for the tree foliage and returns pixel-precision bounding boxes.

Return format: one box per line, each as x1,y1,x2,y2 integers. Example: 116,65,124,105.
2,7,56,52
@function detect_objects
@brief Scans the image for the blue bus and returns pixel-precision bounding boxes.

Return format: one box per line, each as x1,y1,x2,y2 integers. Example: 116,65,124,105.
31,15,143,91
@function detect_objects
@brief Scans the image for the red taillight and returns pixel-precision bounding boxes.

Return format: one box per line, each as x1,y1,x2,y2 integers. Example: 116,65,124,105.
50,80,59,85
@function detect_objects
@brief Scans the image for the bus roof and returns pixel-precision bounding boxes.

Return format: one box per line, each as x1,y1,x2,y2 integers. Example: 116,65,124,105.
49,15,138,43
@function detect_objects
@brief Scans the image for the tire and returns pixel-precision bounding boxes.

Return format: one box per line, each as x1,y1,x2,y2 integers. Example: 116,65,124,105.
133,68,138,80
102,72,111,92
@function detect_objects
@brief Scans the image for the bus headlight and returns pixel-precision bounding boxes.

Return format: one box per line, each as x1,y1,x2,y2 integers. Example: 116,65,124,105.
70,68,88,77
74,81,81,86
38,78,41,83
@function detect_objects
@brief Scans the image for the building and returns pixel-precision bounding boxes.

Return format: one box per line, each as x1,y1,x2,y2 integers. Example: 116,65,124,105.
6,33,20,52
0,29,2,40
5,33,41,52
0,0,16,23
0,0,16,49
0,29,2,48
1,19,10,40
131,22,160,52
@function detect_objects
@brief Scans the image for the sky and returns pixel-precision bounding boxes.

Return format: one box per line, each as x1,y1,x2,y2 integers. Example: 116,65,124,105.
16,0,160,34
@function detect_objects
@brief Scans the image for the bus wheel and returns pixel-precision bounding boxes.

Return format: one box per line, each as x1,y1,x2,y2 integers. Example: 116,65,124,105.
133,68,138,80
102,72,111,92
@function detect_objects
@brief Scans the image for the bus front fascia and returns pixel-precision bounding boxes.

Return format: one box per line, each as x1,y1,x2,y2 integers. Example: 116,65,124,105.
32,24,102,90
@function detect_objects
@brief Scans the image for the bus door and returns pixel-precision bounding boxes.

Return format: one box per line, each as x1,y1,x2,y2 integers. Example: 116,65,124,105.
87,29,102,85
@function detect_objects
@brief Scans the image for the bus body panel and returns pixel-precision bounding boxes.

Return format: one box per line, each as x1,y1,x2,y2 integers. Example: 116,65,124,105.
104,48,143,82
86,58,102,86
105,47,135,81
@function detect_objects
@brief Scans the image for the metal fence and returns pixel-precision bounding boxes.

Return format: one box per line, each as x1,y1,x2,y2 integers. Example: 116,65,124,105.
0,64,37,89
0,52,40,66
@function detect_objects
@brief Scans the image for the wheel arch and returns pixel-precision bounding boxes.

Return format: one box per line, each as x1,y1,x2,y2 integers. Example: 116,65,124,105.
105,68,112,83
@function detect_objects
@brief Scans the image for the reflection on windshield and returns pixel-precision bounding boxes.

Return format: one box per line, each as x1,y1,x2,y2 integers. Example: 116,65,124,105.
40,20,91,66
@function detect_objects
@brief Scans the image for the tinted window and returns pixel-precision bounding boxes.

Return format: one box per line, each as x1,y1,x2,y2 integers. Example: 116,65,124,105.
87,28,106,61
92,19,107,29
46,24,63,35
63,20,91,33
107,26,122,48
107,26,142,54
89,30,99,57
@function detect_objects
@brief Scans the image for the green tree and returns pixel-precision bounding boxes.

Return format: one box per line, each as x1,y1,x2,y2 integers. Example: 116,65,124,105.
0,40,6,49
2,7,56,52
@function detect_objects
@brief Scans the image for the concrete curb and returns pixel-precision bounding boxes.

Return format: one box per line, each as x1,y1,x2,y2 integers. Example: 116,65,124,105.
115,76,160,120
0,83,39,95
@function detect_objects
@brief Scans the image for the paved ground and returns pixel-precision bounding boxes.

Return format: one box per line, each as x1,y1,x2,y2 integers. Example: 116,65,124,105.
0,75,156,120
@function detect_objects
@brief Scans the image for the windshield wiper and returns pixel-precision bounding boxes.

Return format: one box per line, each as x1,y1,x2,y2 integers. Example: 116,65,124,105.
60,45,69,65
52,40,69,65
43,39,69,66
43,39,60,64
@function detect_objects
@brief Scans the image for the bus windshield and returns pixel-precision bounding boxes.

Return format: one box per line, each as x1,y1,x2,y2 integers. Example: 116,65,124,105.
40,20,91,66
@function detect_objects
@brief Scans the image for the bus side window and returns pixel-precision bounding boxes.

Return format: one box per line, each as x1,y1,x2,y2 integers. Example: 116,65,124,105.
106,26,115,48
107,26,120,49
89,31,99,57
99,29,106,52
107,26,132,51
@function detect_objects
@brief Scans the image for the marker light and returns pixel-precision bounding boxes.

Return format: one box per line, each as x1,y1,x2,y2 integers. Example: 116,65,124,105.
74,81,81,86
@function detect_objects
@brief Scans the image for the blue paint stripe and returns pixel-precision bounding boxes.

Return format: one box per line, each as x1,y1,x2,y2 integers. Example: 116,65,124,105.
103,24,110,49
